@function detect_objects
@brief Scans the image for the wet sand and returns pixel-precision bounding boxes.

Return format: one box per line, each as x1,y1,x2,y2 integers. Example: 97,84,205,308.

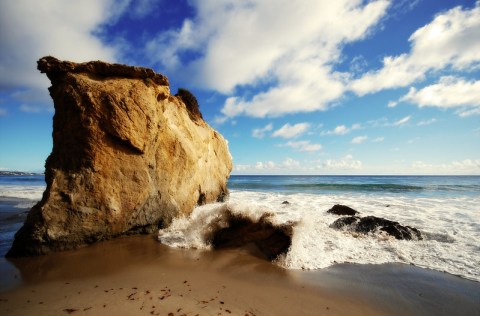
0,235,479,316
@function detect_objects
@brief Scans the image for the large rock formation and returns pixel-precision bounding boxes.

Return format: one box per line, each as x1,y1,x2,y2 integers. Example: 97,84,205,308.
7,56,232,257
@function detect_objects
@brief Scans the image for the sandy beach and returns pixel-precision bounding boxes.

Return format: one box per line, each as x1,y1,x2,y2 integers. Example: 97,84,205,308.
1,235,479,316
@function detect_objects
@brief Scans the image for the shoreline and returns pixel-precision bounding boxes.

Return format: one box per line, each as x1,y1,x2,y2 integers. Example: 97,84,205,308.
1,235,479,315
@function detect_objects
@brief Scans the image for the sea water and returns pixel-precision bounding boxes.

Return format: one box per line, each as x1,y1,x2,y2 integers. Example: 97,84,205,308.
0,173,45,255
159,175,480,282
1,174,479,282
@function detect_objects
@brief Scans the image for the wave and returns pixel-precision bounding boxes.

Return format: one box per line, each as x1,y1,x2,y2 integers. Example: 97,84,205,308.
0,186,45,200
229,182,480,194
0,171,43,176
229,182,424,192
158,191,480,282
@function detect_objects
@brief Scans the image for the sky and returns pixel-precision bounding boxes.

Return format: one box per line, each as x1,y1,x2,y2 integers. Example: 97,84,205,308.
0,0,479,175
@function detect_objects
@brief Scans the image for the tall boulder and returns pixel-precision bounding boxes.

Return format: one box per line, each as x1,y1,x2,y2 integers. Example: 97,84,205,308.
7,56,232,256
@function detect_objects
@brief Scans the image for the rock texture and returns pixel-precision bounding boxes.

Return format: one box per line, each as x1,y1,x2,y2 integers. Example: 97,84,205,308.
7,56,232,257
331,215,422,240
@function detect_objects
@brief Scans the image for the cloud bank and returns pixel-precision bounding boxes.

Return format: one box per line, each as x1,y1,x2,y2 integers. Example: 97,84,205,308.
350,3,480,95
148,0,390,119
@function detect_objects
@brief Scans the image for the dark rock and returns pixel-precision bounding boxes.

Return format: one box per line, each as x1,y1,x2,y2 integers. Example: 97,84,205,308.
281,201,290,205
327,204,359,216
330,215,422,240
330,216,360,229
211,213,293,261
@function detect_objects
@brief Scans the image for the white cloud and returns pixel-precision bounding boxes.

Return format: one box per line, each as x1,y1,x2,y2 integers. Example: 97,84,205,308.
213,115,229,125
387,101,398,108
400,77,480,112
412,159,480,174
458,107,480,117
233,157,301,174
234,164,251,172
252,123,273,139
255,161,276,170
351,135,368,144
283,140,322,152
282,157,300,168
272,123,310,139
417,118,437,126
333,125,349,135
350,3,480,95
372,136,385,142
148,0,389,118
0,0,126,90
321,154,362,170
393,115,411,126
321,123,361,136
0,0,132,110
350,55,368,74
407,137,420,144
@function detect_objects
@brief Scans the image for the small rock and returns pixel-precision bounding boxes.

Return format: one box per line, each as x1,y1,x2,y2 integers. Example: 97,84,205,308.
327,204,359,216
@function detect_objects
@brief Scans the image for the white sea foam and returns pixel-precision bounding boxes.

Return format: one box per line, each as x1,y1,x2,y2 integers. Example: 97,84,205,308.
158,190,480,282
0,185,45,201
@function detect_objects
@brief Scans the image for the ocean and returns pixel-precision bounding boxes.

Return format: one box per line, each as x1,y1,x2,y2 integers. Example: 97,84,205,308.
1,174,479,282
0,173,45,257
159,175,480,282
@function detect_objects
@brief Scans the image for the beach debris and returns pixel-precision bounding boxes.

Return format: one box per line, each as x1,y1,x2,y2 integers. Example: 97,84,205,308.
127,292,137,300
63,308,78,314
331,215,422,240
327,204,359,216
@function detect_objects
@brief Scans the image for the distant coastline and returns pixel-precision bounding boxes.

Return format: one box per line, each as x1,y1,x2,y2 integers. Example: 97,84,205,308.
0,171,44,176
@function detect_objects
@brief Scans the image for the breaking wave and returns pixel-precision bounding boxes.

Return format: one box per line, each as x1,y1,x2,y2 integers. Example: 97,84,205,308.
159,190,480,282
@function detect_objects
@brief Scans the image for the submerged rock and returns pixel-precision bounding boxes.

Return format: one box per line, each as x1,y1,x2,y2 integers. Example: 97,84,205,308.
327,204,359,216
7,56,232,257
331,215,422,240
210,212,293,261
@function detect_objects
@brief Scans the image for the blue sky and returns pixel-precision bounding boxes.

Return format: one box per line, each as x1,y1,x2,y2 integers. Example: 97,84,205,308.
0,0,479,174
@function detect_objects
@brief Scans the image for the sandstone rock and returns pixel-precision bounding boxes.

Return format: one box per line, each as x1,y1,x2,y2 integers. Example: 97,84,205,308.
327,204,359,216
330,215,422,240
7,56,232,257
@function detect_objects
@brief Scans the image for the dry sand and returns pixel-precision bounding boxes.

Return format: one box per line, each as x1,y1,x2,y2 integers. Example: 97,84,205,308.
1,235,479,316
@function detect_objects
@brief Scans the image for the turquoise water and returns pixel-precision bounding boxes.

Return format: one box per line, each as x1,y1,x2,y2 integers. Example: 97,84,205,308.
228,175,480,197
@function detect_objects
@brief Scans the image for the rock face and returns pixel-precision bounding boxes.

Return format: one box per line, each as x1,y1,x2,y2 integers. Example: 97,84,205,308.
331,215,422,240
7,56,232,257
